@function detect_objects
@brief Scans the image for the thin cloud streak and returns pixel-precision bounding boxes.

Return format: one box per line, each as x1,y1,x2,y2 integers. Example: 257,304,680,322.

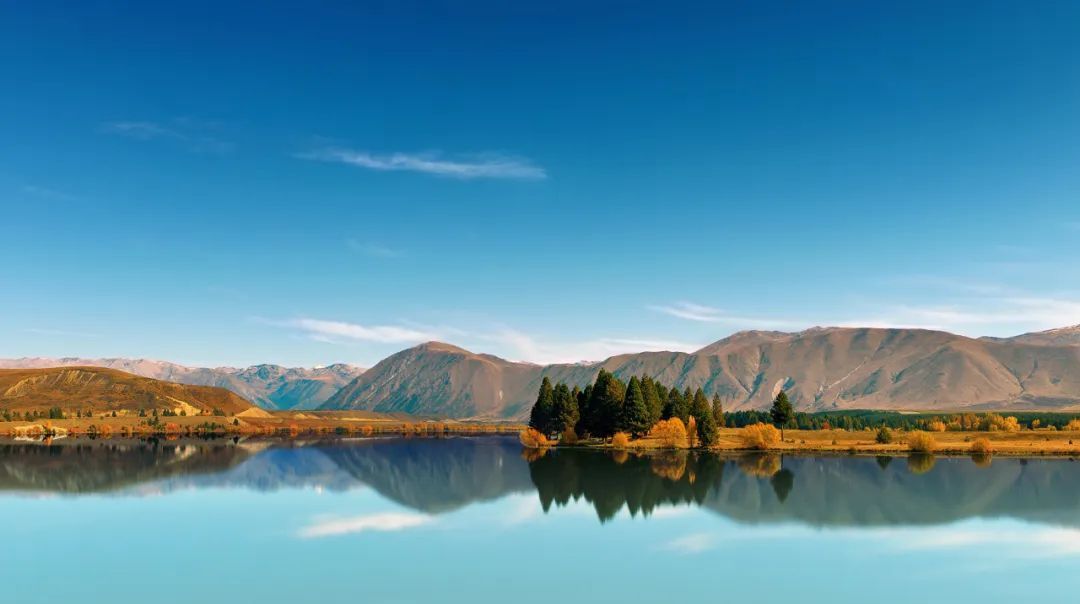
648,302,798,328
288,318,439,344
483,328,701,365
661,532,718,555
299,148,546,180
21,185,78,202
101,119,232,153
347,239,404,258
24,328,100,338
652,294,1080,338
297,512,433,539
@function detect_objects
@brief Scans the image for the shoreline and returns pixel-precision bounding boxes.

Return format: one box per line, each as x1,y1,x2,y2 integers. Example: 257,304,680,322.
0,413,523,439
529,427,1080,458
4,417,1080,458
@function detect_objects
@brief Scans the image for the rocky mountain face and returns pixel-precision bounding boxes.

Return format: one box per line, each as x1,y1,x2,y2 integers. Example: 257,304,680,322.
0,367,255,415
0,358,364,410
322,327,1080,419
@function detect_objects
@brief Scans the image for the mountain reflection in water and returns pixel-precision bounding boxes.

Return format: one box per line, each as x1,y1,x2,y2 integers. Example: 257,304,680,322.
2,436,1079,528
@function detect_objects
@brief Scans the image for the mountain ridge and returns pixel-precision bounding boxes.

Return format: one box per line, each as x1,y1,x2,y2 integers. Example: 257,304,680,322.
0,358,364,410
324,326,1080,419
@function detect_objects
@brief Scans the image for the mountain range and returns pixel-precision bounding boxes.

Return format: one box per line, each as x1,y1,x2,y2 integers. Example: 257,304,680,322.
323,325,1080,419
0,358,364,410
9,325,1080,419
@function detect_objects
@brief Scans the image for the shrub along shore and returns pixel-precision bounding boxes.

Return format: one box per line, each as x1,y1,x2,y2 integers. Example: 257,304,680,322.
521,371,1080,457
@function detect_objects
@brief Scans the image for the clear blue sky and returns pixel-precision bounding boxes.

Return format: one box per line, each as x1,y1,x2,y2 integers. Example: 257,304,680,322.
3,1,1080,367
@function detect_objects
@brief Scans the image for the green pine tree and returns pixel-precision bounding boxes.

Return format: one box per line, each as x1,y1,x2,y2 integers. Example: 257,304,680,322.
641,376,663,427
589,370,626,438
551,382,580,436
690,388,717,446
529,377,556,435
770,391,794,440
620,376,651,436
711,394,725,427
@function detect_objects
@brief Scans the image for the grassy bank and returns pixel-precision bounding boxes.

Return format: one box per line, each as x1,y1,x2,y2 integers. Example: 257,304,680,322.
534,426,1080,457
0,411,523,439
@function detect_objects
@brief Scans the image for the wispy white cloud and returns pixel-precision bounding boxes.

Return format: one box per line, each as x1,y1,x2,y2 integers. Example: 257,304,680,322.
651,294,1080,338
299,148,546,180
661,532,718,555
483,328,701,365
649,506,696,519
500,494,543,526
883,524,1080,558
346,239,404,258
101,119,232,153
21,185,78,202
103,121,181,140
23,327,100,338
648,302,798,328
285,318,440,344
297,512,432,539
842,297,1080,335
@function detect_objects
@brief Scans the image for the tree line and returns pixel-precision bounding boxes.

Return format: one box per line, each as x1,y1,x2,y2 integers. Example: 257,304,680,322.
528,370,725,446
527,372,1080,445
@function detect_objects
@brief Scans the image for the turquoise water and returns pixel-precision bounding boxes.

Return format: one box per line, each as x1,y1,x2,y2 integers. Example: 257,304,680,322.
2,437,1079,602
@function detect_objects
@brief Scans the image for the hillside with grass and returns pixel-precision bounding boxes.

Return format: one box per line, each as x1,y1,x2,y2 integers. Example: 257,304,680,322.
0,367,255,416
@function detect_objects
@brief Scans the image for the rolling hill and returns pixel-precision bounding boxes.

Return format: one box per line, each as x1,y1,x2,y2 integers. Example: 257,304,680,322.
323,327,1080,419
0,358,363,410
0,367,256,416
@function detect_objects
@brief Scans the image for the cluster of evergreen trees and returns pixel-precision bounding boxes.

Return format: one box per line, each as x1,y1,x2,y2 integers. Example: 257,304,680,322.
528,370,725,446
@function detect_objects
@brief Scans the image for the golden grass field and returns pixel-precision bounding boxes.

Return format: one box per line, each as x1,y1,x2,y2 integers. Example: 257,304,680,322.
0,411,523,439
624,426,1080,456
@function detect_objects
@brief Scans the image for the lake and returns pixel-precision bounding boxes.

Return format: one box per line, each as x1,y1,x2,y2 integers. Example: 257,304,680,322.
2,436,1079,603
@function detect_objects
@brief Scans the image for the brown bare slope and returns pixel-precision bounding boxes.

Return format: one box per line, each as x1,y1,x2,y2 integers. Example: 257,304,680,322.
0,358,363,410
323,342,541,419
983,325,1080,347
323,327,1080,419
0,367,255,415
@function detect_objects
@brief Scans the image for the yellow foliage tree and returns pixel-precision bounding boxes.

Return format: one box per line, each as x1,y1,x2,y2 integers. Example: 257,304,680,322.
519,427,551,448
611,432,631,449
647,418,688,449
970,437,993,455
1067,419,1080,431
741,423,780,450
927,419,947,432
907,431,937,452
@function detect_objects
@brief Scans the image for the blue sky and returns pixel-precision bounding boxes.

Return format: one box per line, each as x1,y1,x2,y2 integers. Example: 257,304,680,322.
3,1,1080,367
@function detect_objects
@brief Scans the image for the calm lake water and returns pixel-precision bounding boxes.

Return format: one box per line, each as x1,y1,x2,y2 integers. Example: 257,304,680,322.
2,436,1079,603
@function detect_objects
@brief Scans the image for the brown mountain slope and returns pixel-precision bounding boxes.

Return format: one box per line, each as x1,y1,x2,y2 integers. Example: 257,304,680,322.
323,342,540,419
322,327,1080,419
983,325,1080,347
0,358,364,410
0,367,255,415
